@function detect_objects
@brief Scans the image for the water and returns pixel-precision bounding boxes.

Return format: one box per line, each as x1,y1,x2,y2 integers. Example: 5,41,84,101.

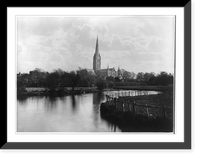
17,90,160,132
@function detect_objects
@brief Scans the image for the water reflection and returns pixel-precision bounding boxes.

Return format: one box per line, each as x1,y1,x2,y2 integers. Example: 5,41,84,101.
91,92,103,130
17,96,28,107
44,97,58,111
17,90,159,132
109,123,118,132
93,92,105,106
71,95,77,112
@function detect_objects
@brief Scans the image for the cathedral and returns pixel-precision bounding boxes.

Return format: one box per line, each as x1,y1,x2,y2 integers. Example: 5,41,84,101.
93,36,121,79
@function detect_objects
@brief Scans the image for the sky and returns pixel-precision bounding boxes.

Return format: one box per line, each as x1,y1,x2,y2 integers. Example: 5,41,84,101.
17,16,175,74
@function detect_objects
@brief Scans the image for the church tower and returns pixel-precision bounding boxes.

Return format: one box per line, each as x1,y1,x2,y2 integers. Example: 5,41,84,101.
93,36,101,73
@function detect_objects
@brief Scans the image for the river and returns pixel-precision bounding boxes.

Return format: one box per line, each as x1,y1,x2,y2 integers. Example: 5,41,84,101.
17,90,160,132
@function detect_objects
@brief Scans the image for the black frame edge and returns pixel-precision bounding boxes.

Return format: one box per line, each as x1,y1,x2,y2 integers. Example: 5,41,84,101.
2,1,191,149
183,0,192,149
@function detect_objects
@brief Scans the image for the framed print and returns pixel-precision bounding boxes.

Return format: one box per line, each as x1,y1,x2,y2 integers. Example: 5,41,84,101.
2,1,191,149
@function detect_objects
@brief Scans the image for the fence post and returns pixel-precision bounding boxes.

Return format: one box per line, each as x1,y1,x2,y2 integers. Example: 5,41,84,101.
114,98,117,109
135,105,137,115
132,103,136,115
128,101,130,111
163,105,166,118
129,101,131,111
146,104,149,117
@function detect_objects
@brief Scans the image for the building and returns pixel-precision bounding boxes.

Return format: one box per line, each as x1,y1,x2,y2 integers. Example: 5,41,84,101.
93,36,101,73
93,36,121,79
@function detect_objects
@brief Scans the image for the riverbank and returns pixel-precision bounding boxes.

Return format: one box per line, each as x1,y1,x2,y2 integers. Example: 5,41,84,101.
17,85,173,98
17,87,98,97
100,91,174,132
114,85,173,92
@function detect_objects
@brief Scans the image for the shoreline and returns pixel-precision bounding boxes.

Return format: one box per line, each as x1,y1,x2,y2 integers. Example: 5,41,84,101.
17,85,173,97
100,91,174,132
17,87,98,97
114,85,173,92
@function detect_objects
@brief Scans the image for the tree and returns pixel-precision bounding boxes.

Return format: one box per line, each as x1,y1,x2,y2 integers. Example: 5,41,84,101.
60,72,71,87
95,78,107,91
136,72,144,81
106,76,115,82
29,68,47,87
69,71,80,90
107,81,115,88
143,72,155,81
130,72,136,79
158,71,173,86
114,77,122,82
147,75,157,85
156,71,169,85
121,71,131,81
17,73,29,91
147,71,174,86
51,68,66,87
77,68,95,87
46,72,60,90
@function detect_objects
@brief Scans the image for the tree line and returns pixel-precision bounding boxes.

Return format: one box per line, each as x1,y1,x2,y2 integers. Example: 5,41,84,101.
17,68,173,91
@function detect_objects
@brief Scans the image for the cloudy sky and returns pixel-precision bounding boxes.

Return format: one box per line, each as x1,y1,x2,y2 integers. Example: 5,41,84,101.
17,16,175,74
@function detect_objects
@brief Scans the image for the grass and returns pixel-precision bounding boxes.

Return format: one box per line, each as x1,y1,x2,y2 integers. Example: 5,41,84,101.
121,91,174,119
100,90,174,132
114,85,173,92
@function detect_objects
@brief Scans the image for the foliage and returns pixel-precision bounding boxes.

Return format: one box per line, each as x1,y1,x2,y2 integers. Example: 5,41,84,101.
77,68,95,87
17,68,174,92
28,68,48,87
147,71,173,86
121,70,132,81
95,78,107,91
106,76,115,82
107,81,115,88
46,72,60,90
114,77,121,82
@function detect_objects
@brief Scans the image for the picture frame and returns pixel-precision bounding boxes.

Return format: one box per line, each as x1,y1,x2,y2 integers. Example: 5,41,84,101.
2,1,191,149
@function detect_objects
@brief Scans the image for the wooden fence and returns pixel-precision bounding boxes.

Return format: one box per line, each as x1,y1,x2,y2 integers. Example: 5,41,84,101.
105,91,149,98
104,95,173,118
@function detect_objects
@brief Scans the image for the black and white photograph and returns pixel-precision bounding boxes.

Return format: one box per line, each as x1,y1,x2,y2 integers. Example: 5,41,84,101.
17,16,175,132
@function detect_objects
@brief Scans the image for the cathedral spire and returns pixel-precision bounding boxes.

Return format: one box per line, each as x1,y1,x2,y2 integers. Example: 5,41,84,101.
95,35,99,54
93,35,101,73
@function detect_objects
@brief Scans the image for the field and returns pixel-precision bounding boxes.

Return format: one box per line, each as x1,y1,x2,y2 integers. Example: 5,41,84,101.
114,85,173,92
121,91,174,119
100,90,174,132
